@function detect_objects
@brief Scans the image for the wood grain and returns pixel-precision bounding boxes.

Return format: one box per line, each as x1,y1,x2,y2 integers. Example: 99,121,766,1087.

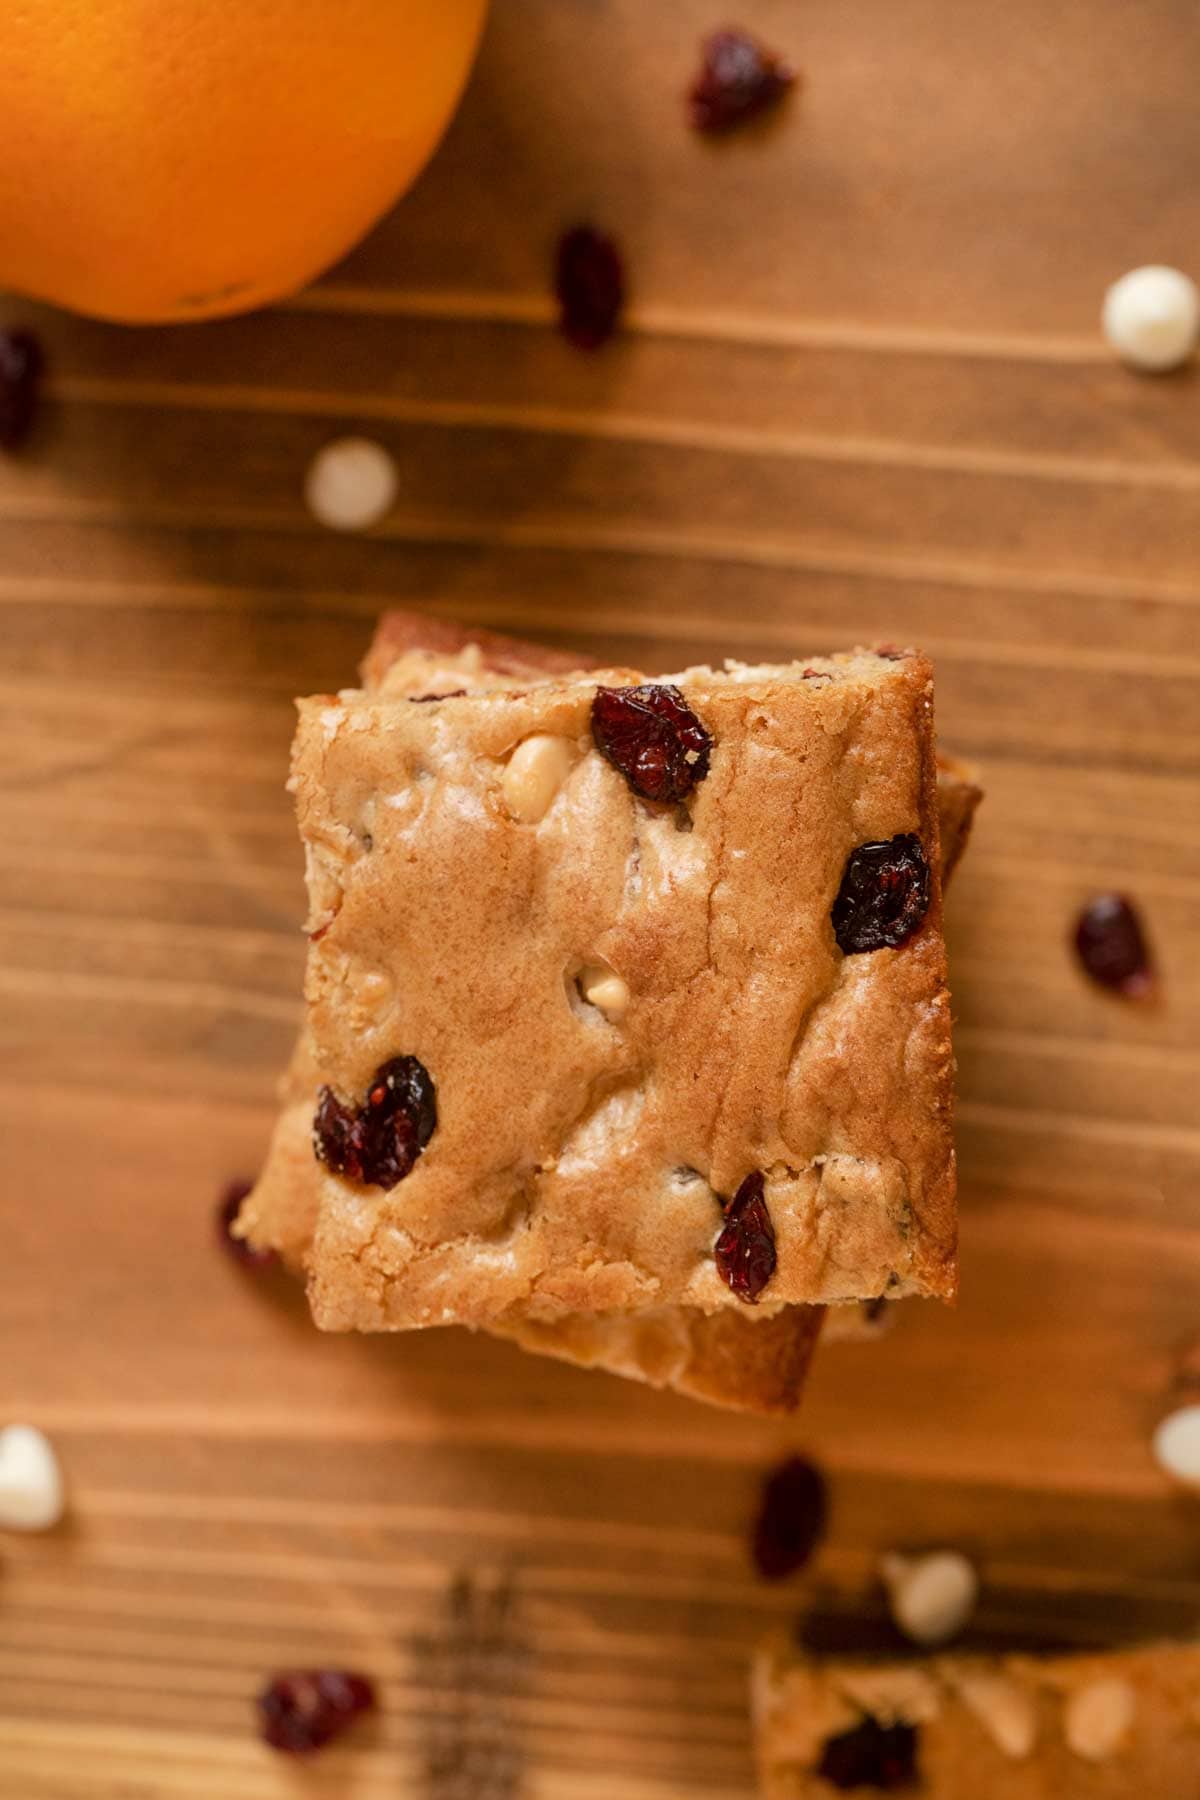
2,1,1199,1793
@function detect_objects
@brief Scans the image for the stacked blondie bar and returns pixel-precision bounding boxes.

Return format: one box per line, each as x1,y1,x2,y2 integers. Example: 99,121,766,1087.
240,612,978,1413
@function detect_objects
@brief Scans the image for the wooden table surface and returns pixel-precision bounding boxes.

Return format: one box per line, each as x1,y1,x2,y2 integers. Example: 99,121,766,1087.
3,2,1199,1794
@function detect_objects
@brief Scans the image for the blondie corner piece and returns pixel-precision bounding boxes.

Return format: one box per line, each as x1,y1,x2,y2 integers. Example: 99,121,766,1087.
753,1638,1200,1795
289,640,955,1334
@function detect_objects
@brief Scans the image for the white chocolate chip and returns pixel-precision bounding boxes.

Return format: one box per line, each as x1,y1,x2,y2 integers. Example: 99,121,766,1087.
0,1424,65,1531
360,970,391,1003
1064,1678,1136,1760
880,1551,979,1646
354,969,395,1028
1152,1404,1200,1485
304,437,398,531
838,1667,942,1728
1102,265,1200,372
580,967,630,1021
955,1672,1038,1759
502,735,573,823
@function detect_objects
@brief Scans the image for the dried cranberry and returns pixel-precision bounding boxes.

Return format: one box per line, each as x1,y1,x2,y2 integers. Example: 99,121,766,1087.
216,1179,277,1269
591,683,713,803
752,1455,827,1580
408,689,467,702
0,329,43,450
555,226,624,350
313,1055,437,1190
714,1171,776,1302
1073,893,1154,999
257,1669,376,1754
313,1088,369,1180
688,29,796,134
816,1717,918,1790
832,834,930,954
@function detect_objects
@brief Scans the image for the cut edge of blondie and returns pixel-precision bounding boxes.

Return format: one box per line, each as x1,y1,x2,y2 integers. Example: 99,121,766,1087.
753,1636,1200,1796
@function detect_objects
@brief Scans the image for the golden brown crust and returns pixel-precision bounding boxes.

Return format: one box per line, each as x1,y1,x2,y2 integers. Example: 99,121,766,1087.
361,610,587,690
754,1639,1200,1797
236,1035,320,1271
935,752,984,886
670,1302,827,1413
503,1299,826,1414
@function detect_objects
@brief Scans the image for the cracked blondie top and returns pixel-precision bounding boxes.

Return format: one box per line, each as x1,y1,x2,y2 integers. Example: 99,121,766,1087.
287,640,955,1333
754,1639,1200,1796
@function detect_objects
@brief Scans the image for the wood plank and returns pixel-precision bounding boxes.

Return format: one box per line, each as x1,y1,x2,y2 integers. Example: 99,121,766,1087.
9,401,1200,593
325,0,1200,336
2,0,1199,1792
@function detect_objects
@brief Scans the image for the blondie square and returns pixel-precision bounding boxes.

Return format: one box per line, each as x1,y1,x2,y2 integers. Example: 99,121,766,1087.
279,625,955,1334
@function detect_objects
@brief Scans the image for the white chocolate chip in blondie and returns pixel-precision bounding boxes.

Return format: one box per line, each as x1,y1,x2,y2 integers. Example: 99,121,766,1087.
880,1551,979,1646
355,969,394,1024
1064,1678,1136,1760
838,1667,942,1728
580,966,630,1021
954,1672,1037,1759
360,969,390,1003
502,734,574,822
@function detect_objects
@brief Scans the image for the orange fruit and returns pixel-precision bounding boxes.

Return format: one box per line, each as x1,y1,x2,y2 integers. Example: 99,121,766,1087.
0,0,488,323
